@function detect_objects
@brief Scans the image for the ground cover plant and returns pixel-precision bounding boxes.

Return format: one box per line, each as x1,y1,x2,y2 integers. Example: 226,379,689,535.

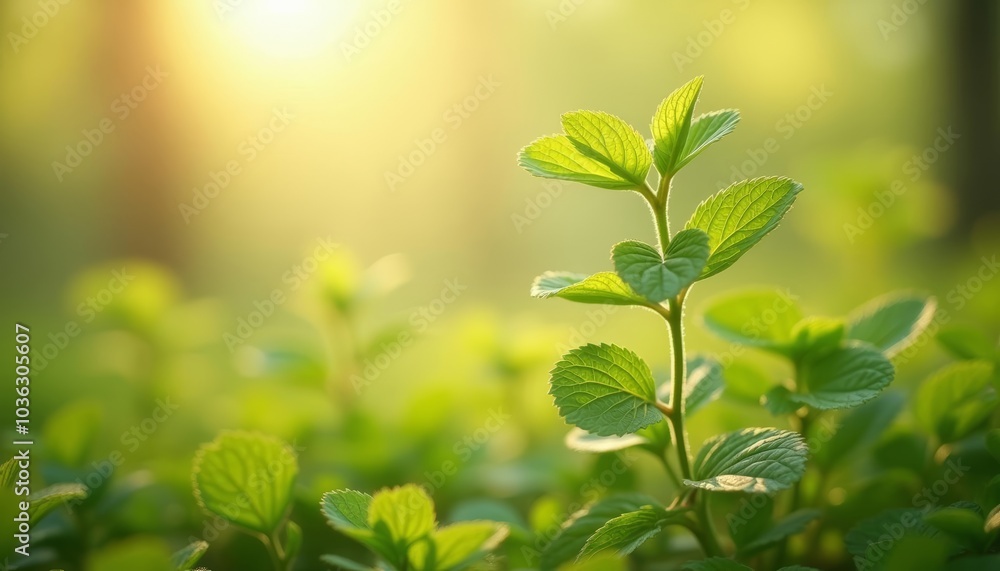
2,74,999,571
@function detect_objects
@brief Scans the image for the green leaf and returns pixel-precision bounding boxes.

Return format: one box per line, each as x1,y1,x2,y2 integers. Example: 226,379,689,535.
845,509,936,568
531,271,651,307
985,505,1000,535
28,483,88,524
923,506,986,550
550,343,663,437
986,429,1000,463
540,494,659,569
723,360,775,404
684,355,724,415
171,540,208,570
790,316,845,358
915,361,997,442
410,521,508,570
579,506,682,560
702,289,803,352
937,325,997,360
322,489,373,532
561,110,652,187
676,109,741,170
686,177,803,279
192,431,298,534
686,428,807,493
565,427,648,454
320,554,376,571
790,343,895,410
847,293,937,357
0,456,17,488
611,229,710,303
737,509,821,556
812,392,904,473
681,558,752,571
518,135,642,190
761,386,801,416
284,520,304,564
651,76,703,175
368,484,437,547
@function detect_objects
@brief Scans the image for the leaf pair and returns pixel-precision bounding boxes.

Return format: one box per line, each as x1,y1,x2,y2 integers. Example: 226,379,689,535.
321,484,508,571
518,77,740,191
533,174,804,308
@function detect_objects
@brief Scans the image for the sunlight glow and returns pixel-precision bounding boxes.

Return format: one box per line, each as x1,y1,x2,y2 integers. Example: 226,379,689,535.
225,0,359,59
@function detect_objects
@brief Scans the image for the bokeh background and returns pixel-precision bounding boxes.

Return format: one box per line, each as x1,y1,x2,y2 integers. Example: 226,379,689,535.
1,0,999,569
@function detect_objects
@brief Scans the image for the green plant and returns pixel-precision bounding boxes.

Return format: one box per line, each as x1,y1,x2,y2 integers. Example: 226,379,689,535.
515,76,933,568
320,484,508,570
192,431,302,571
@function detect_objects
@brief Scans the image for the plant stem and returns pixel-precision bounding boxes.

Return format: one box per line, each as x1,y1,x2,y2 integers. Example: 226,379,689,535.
641,182,671,252
666,297,693,480
697,492,725,557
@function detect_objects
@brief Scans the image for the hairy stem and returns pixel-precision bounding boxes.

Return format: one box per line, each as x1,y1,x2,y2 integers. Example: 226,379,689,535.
642,182,671,252
666,298,693,480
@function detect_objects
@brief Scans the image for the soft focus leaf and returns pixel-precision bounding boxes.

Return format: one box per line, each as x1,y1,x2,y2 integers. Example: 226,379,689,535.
790,344,895,410
915,361,997,442
192,431,298,534
847,293,937,357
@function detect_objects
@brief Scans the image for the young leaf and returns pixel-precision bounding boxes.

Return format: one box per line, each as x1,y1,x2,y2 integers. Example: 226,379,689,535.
171,540,208,570
531,271,651,307
409,521,508,571
702,289,803,352
611,229,710,302
686,177,803,279
681,558,752,571
565,427,648,453
684,355,725,415
192,431,298,535
561,110,652,187
28,483,88,524
686,428,807,493
322,489,373,532
518,135,642,190
579,506,684,560
736,509,821,556
847,293,937,357
368,485,437,546
790,316,845,359
540,494,659,569
676,109,741,170
790,343,895,410
915,361,997,443
651,76,703,175
549,343,663,437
